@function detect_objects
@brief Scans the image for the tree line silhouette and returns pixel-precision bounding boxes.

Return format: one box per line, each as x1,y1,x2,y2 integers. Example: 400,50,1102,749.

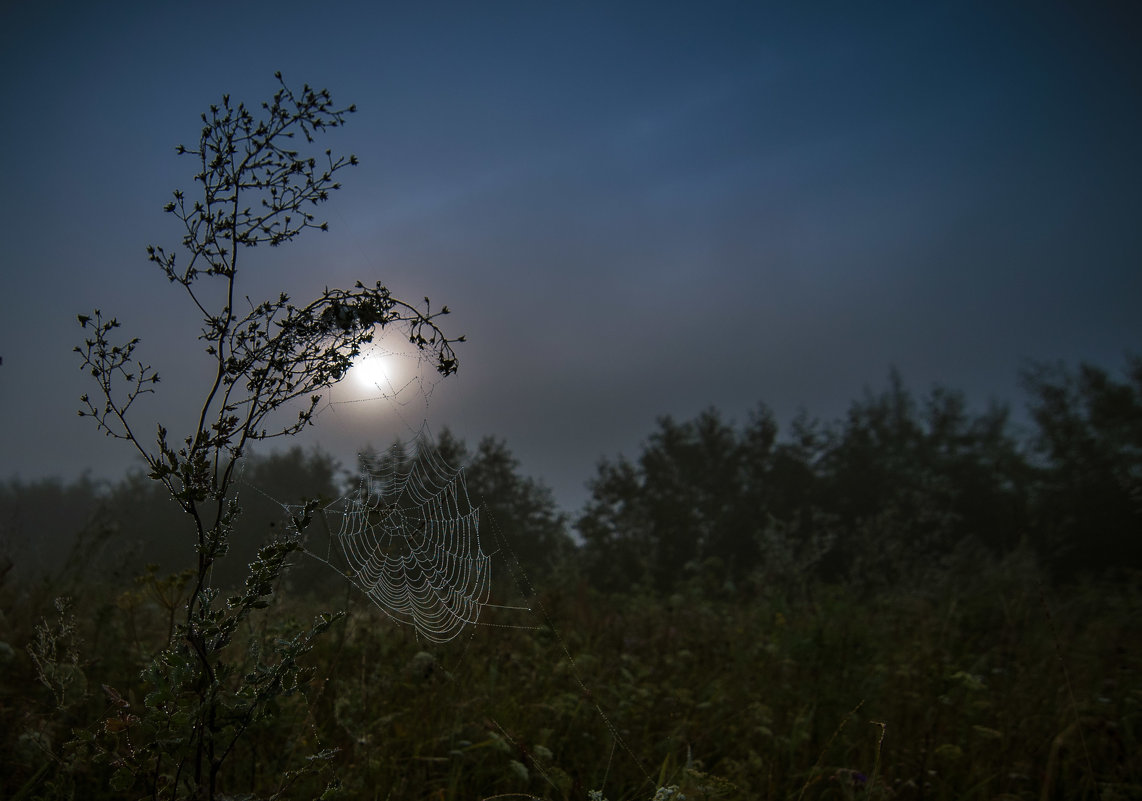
3,357,1139,593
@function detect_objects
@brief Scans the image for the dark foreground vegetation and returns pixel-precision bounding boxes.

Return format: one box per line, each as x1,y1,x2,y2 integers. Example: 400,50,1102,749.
2,358,1140,800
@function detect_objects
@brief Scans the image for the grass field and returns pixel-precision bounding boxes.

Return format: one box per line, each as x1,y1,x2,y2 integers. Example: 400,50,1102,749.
3,542,1139,800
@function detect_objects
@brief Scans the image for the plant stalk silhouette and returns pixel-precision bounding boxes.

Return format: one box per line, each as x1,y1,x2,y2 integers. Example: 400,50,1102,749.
72,74,462,800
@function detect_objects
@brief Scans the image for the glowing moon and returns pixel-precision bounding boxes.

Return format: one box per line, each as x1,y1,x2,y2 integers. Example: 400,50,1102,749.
352,354,392,390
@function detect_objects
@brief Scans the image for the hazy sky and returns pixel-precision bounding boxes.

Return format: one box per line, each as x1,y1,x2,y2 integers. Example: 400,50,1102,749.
2,1,1139,511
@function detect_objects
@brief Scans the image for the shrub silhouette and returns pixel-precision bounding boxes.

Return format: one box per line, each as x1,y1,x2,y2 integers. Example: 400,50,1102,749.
67,75,462,800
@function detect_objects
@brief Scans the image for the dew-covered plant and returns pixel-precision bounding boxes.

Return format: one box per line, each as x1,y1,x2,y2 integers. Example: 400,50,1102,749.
26,597,86,712
66,74,462,800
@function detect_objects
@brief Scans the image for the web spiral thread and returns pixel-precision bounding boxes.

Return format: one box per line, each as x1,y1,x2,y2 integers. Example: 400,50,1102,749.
337,429,489,643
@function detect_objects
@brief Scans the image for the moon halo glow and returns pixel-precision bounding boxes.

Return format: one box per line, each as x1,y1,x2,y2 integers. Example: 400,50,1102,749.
352,354,393,391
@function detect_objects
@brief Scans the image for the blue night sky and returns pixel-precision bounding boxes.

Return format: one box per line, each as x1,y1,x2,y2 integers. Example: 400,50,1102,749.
1,1,1140,511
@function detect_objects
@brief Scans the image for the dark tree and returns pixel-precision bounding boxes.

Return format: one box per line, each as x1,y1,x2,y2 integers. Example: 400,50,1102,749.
1022,357,1142,577
433,429,572,579
0,475,103,581
577,373,1034,595
816,372,1029,585
578,408,763,592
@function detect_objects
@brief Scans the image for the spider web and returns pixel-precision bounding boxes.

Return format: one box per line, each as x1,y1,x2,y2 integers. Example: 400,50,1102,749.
330,425,492,643
244,330,535,643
